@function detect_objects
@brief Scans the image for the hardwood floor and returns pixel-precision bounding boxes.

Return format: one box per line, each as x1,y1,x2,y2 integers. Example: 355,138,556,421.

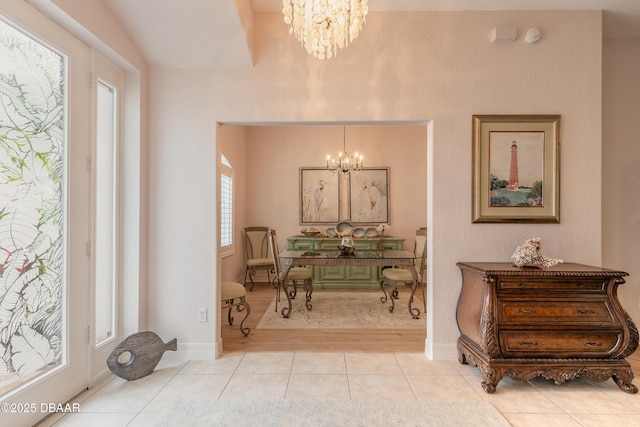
221,282,426,353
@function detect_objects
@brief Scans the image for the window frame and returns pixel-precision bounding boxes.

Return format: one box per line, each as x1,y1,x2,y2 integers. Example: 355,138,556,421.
220,154,234,258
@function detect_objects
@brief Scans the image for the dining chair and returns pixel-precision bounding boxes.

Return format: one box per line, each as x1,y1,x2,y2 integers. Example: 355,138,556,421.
379,227,427,315
267,229,313,312
243,226,274,291
221,281,251,336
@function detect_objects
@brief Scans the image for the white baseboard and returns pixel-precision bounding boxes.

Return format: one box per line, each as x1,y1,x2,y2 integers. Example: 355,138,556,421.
161,342,219,362
425,340,459,360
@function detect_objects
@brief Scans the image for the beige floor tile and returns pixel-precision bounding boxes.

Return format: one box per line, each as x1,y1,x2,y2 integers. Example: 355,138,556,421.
142,374,232,412
469,377,564,414
153,359,188,376
348,374,416,400
589,378,640,411
345,352,402,374
407,374,483,401
572,413,640,427
234,352,294,374
127,412,168,427
532,378,636,414
78,373,174,413
503,413,583,427
286,374,350,400
43,351,640,426
291,352,347,375
393,354,460,375
179,352,244,374
45,412,137,426
452,361,485,378
220,374,289,399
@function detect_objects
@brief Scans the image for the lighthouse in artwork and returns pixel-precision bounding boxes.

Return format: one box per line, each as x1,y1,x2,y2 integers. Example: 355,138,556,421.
508,140,519,190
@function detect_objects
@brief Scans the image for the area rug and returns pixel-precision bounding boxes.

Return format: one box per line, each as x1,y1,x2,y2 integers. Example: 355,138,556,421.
155,399,511,427
256,291,425,330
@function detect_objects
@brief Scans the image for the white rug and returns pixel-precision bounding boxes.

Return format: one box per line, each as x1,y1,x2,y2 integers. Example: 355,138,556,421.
154,399,511,427
256,291,425,330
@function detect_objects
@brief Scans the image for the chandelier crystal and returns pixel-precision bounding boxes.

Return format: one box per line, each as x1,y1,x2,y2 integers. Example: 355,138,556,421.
282,0,369,60
326,127,363,174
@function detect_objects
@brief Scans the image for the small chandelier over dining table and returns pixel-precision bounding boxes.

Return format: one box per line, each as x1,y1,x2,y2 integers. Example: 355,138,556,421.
326,126,363,174
282,0,369,59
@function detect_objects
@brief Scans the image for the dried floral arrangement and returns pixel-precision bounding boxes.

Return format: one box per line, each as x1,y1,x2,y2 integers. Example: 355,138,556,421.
376,223,389,233
511,237,563,268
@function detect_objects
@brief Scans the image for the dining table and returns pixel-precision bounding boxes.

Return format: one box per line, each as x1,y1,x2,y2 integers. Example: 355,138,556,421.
277,249,421,319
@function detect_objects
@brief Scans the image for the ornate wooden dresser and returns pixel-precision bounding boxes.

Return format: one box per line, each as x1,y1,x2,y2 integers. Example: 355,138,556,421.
456,262,638,393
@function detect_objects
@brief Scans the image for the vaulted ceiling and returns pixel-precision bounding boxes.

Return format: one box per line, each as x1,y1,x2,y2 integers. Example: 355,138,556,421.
102,0,640,68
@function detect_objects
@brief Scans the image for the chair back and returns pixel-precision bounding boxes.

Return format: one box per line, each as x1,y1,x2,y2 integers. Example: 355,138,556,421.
414,228,427,275
267,229,281,277
244,226,269,260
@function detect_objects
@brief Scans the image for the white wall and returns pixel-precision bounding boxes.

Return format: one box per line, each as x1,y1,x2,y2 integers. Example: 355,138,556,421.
149,10,604,359
602,39,640,324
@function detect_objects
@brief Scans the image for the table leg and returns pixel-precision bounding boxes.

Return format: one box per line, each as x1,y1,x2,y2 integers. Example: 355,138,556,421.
280,259,294,318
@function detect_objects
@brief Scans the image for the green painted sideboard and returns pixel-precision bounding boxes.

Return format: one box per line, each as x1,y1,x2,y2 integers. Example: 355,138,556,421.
286,236,405,289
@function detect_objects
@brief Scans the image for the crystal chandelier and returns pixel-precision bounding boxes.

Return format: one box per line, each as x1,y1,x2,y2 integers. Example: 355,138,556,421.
326,127,363,174
282,0,369,60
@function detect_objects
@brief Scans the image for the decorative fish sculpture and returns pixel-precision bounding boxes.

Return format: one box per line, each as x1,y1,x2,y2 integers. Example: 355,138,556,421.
106,331,177,381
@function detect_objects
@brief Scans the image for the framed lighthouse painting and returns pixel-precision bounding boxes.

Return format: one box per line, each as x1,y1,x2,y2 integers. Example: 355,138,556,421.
472,115,561,223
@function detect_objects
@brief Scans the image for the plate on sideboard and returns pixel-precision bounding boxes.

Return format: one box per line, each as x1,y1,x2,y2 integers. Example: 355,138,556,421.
336,221,353,236
352,228,366,238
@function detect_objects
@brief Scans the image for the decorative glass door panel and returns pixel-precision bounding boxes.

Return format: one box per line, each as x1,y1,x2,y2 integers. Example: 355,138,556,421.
0,14,66,397
0,3,90,424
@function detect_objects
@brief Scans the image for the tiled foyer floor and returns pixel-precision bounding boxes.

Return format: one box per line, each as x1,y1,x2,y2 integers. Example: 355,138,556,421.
36,351,640,427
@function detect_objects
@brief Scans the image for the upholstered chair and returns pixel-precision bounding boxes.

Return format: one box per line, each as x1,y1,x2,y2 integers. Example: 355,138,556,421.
379,228,427,314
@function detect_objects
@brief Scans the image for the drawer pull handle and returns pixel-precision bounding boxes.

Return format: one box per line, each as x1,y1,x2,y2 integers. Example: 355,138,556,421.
519,282,526,289
515,308,537,314
583,342,602,348
577,282,585,288
575,309,595,314
517,341,538,347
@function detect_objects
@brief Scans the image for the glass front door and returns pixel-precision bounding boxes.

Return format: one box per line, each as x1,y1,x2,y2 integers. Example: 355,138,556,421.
0,2,91,425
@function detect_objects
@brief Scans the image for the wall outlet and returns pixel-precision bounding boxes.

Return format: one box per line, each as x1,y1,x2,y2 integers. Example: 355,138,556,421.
198,308,207,322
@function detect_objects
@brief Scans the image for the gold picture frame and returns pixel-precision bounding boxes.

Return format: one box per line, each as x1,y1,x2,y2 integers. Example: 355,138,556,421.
472,115,561,223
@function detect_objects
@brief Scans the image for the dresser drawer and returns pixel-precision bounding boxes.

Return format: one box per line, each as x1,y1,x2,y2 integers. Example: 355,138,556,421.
499,331,622,357
291,241,316,250
498,280,607,293
318,241,340,250
498,300,616,325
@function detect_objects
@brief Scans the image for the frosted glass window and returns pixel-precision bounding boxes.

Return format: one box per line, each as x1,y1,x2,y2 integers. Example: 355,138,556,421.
94,81,116,346
0,19,66,395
